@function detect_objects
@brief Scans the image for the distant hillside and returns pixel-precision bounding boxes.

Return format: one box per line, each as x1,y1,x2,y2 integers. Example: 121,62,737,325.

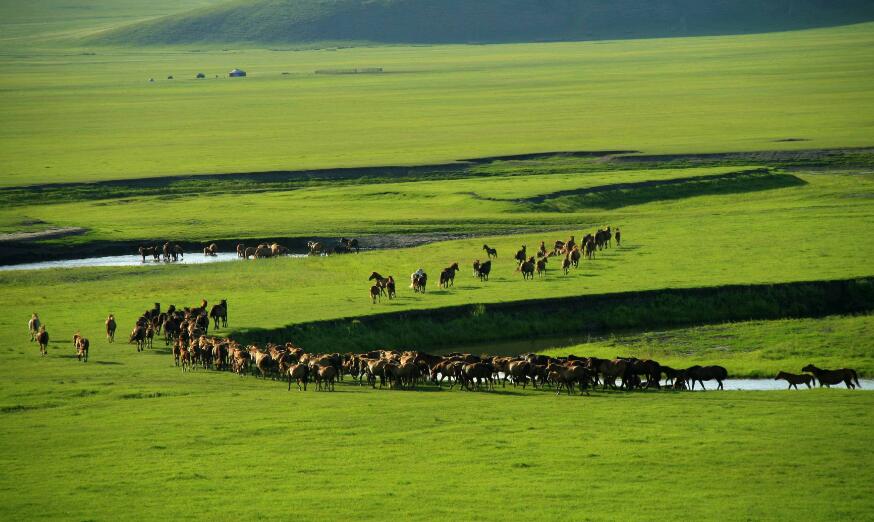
93,0,874,46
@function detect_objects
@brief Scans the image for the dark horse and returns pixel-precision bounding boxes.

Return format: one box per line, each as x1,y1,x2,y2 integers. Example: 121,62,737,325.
439,263,460,288
368,272,390,296
686,365,728,390
473,260,491,281
775,371,815,390
801,364,861,389
482,244,497,259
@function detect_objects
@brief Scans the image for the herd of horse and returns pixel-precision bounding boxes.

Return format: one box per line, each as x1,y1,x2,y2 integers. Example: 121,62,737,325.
366,227,618,302
137,237,361,261
27,303,863,391
148,334,862,393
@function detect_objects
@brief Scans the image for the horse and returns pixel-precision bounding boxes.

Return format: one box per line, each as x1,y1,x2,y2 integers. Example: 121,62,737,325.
562,255,571,274
73,333,89,362
236,243,246,258
520,257,535,280
286,363,309,391
775,371,816,390
514,246,527,265
203,243,218,256
386,276,397,299
130,325,146,352
370,284,381,304
584,239,596,260
36,326,49,356
482,244,497,259
411,270,427,293
686,365,728,390
28,313,40,341
209,300,228,329
439,263,460,288
369,272,390,295
105,315,116,343
474,260,491,281
801,364,861,389
307,241,323,255
316,365,337,391
536,257,547,278
615,227,621,247
570,246,581,268
553,240,565,256
537,241,548,258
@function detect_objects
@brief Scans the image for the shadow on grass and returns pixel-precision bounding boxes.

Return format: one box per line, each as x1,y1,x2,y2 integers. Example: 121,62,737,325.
519,169,807,211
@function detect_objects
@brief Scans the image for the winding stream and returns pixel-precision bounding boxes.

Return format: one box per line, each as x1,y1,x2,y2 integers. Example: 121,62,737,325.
0,252,307,271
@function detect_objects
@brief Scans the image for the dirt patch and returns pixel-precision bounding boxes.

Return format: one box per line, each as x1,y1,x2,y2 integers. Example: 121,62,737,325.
0,227,87,242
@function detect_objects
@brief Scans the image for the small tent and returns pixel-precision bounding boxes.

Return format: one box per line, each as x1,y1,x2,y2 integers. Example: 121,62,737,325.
229,68,246,78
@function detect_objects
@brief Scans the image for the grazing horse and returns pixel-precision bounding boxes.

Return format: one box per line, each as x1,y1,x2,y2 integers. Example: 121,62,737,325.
138,246,156,262
775,371,815,390
105,315,117,343
520,257,535,280
73,333,89,362
686,365,728,390
536,257,547,278
36,326,49,356
439,263,460,288
203,243,218,256
482,244,497,259
369,272,390,295
474,260,491,281
411,270,427,293
28,313,40,341
801,364,860,389
514,246,527,265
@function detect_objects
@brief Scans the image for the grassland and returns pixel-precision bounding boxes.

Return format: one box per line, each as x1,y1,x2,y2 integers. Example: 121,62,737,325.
0,23,873,186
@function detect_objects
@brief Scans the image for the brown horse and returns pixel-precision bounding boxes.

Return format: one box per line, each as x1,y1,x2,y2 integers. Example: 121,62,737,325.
73,333,89,362
316,365,337,391
369,272,389,295
536,257,547,278
236,243,246,258
514,245,527,265
801,364,861,389
474,260,491,281
203,243,218,256
286,363,309,391
439,263,460,288
482,244,497,259
36,326,49,356
686,365,728,390
105,315,116,343
369,284,381,304
411,271,427,293
520,257,535,280
386,276,397,300
562,255,571,274
775,371,815,390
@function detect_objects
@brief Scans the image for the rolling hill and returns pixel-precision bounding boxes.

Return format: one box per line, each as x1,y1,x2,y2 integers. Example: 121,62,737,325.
93,0,874,46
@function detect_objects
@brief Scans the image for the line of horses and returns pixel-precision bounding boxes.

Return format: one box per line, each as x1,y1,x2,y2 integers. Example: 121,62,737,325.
163,337,743,393
307,237,360,255
127,300,228,353
365,227,620,301
137,242,185,262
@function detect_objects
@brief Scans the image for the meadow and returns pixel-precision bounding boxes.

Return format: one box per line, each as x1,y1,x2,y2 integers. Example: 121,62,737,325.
1,22,873,187
1,5,874,518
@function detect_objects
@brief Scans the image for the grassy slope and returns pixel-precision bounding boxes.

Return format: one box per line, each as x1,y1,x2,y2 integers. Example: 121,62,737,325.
1,342,872,520
543,314,874,377
91,0,874,46
1,23,873,187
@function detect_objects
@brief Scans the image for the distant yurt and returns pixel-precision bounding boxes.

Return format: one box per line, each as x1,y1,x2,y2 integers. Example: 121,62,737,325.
196,72,206,79
229,68,247,78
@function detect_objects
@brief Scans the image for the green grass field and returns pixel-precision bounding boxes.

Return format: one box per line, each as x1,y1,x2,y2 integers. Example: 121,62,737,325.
1,23,873,187
2,5,874,518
